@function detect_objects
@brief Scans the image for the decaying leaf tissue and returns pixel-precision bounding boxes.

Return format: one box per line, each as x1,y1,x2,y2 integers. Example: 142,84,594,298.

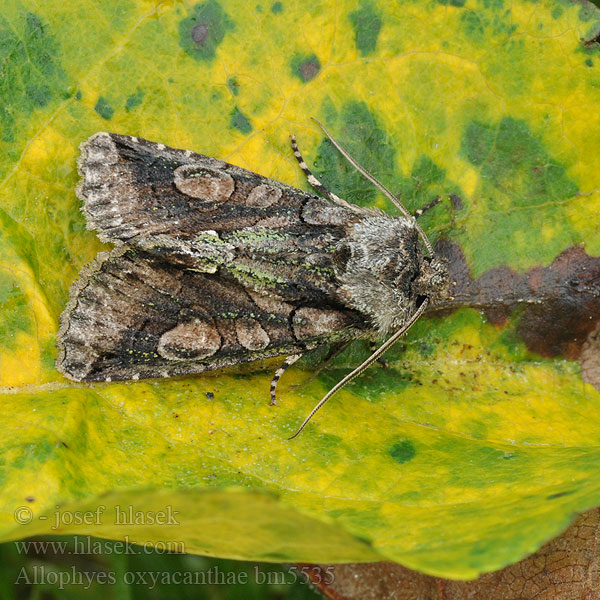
57,122,451,436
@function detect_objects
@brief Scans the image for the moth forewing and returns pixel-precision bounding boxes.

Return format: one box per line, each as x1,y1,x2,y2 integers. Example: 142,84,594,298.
58,126,450,437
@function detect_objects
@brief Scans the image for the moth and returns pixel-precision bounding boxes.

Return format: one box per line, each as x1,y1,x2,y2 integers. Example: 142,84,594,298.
57,120,451,438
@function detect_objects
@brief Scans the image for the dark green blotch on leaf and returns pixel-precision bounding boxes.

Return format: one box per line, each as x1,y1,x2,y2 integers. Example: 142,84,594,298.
26,84,52,107
94,97,114,120
349,1,382,56
227,77,239,96
460,10,486,42
393,153,448,214
179,0,234,62
462,117,577,207
230,107,252,134
585,57,593,67
313,101,395,208
389,440,417,464
271,1,283,13
291,53,321,82
579,3,597,22
461,121,495,166
438,0,466,6
125,88,144,112
0,12,66,143
411,155,446,187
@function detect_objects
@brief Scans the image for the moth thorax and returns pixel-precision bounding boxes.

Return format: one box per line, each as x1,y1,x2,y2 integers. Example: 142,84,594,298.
334,215,448,337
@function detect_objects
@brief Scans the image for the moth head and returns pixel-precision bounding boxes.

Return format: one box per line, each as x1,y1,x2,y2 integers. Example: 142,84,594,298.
413,255,451,306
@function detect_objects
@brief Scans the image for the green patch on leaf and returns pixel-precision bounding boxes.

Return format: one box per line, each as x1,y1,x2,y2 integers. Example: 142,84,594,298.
230,107,252,134
179,0,235,62
94,96,114,120
291,53,321,82
461,120,495,166
349,1,382,56
389,440,417,464
0,12,66,144
227,76,240,95
459,117,579,272
125,88,144,112
314,101,396,207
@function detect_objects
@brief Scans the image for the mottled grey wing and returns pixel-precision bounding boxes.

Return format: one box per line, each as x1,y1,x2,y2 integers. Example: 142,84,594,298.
57,248,365,382
76,133,365,305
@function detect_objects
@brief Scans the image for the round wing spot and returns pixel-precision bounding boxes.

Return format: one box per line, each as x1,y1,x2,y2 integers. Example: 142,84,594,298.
158,319,221,360
174,165,235,201
235,318,270,351
246,184,282,207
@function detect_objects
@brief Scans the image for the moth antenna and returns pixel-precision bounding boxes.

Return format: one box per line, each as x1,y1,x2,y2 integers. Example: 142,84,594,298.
311,117,434,256
288,298,430,440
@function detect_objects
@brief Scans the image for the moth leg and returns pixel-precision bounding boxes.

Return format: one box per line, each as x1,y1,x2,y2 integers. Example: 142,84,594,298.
290,341,353,391
269,353,303,406
413,196,442,219
369,341,390,368
290,134,354,210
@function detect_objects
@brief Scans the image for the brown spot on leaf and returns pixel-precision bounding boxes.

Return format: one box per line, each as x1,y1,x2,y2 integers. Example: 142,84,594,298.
519,246,600,358
433,240,600,359
449,193,464,210
191,23,209,45
299,59,320,81
292,54,321,82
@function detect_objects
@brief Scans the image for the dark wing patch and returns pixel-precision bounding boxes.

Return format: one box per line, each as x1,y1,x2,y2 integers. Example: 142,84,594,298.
57,248,366,382
76,133,370,308
77,133,359,244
